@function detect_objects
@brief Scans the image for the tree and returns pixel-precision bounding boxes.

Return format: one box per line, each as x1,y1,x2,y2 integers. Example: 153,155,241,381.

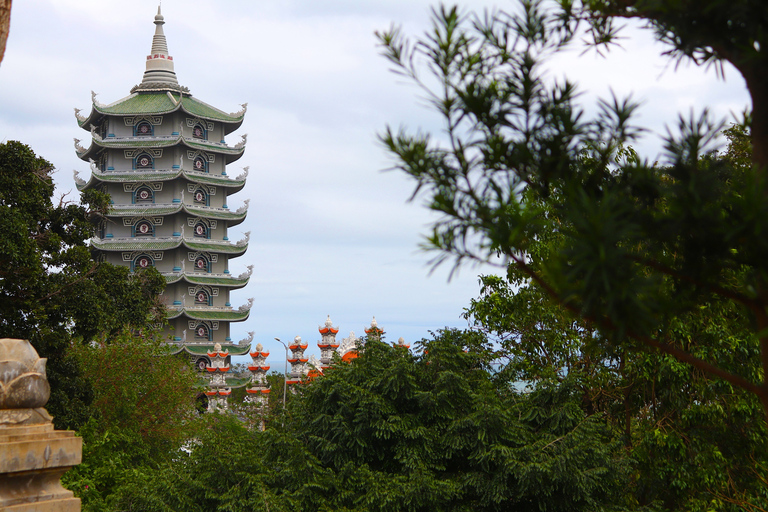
102,332,629,512
0,141,166,428
0,0,10,64
62,328,201,511
378,1,768,416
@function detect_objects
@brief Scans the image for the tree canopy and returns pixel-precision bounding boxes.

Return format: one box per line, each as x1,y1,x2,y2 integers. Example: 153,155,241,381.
0,140,166,428
378,1,768,416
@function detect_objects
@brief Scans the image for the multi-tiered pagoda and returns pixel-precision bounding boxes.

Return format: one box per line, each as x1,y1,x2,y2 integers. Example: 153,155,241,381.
73,7,252,369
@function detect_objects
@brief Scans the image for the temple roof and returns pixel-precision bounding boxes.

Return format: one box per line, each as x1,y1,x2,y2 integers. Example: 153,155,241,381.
73,7,246,133
76,93,246,133
103,203,248,226
74,133,246,164
170,343,251,357
166,307,251,322
163,271,251,289
89,236,249,256
74,167,248,193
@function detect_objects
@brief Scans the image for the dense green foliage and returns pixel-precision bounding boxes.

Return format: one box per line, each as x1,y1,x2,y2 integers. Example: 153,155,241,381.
0,140,166,428
92,332,628,512
378,1,768,417
63,330,200,510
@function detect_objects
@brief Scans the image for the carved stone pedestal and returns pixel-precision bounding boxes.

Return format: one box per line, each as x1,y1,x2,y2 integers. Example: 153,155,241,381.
0,339,82,511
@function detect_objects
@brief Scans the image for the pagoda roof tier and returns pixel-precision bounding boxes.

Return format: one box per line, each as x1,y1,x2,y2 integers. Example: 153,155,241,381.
166,307,251,322
74,166,247,193
104,203,247,226
75,133,246,164
89,236,249,257
163,271,251,289
170,343,251,357
76,91,246,134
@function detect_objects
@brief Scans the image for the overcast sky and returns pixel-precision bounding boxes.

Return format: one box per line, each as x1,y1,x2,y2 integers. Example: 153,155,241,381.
0,0,751,364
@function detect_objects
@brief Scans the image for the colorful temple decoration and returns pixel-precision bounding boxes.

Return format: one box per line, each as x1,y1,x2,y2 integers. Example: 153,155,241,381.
337,331,361,363
246,343,271,409
205,343,231,412
317,315,340,368
286,336,309,385
73,6,253,370
364,316,383,340
396,337,410,349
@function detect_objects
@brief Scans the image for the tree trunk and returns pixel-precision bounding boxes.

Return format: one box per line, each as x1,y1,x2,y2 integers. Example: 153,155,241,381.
0,0,10,65
739,62,768,176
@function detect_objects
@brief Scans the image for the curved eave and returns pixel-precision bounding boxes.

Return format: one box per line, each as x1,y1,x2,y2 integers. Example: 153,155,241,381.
75,169,182,191
184,205,247,226
77,92,245,134
169,343,251,357
89,237,247,256
76,135,245,165
101,204,246,224
90,238,181,252
75,168,245,193
163,272,250,289
166,308,251,322
182,171,246,192
183,239,248,256
107,205,182,217
180,138,245,164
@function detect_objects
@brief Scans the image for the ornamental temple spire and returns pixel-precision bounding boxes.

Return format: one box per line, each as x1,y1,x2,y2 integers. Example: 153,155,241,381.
73,7,252,381
139,5,179,88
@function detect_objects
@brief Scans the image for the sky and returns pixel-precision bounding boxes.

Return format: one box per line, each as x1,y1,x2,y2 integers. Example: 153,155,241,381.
0,0,752,366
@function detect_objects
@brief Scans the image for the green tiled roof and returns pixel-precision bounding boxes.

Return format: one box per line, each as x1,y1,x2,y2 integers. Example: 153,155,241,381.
181,96,245,123
184,240,247,255
94,138,178,149
79,92,245,133
184,205,247,222
186,172,246,188
75,169,245,192
108,205,181,216
77,135,244,164
168,343,251,356
90,237,246,255
104,205,245,222
166,308,251,321
90,239,181,251
96,93,179,115
182,138,243,155
163,272,250,289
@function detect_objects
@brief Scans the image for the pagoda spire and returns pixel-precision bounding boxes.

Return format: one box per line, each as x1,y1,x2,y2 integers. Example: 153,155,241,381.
139,5,179,87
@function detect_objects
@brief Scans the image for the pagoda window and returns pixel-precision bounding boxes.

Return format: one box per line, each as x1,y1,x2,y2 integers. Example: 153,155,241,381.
135,121,153,137
194,323,211,341
134,153,154,170
194,255,210,273
192,155,208,173
193,221,209,239
195,289,211,306
133,186,154,204
192,123,207,140
193,188,209,206
133,254,154,271
133,220,155,237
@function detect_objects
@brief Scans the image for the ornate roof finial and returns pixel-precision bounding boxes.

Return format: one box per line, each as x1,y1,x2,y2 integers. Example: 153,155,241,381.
139,4,179,87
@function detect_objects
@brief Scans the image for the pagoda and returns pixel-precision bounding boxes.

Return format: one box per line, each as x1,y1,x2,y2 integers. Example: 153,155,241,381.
73,7,252,369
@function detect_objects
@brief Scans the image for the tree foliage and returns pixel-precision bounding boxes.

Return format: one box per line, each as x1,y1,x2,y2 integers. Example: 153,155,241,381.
0,141,166,428
62,329,200,511
108,331,628,512
459,127,768,509
378,1,768,416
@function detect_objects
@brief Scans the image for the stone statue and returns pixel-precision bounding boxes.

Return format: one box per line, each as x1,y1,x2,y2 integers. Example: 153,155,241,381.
0,338,83,510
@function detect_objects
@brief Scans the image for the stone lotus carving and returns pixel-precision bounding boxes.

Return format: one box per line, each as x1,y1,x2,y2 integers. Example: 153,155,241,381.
0,338,50,410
